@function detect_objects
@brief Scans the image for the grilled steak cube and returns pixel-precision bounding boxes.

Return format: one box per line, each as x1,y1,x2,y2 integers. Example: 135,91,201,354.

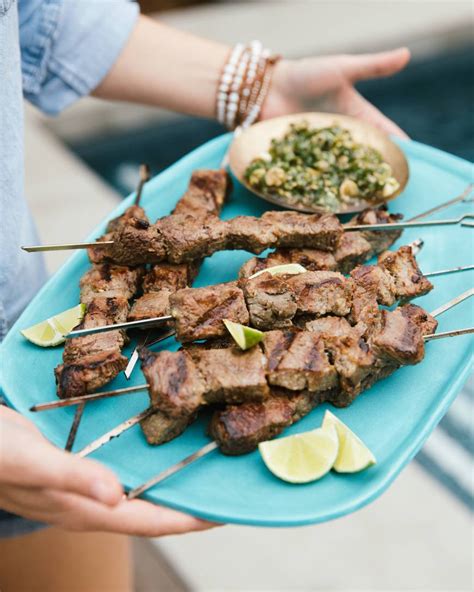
240,272,297,329
81,296,130,328
62,331,126,365
141,349,205,418
128,290,173,322
227,215,277,252
80,264,143,304
106,205,148,232
285,248,337,271
264,330,338,392
378,246,433,302
347,207,402,253
371,305,435,365
189,347,270,405
88,233,115,265
158,214,228,263
142,262,194,293
55,351,128,399
172,169,230,217
351,265,396,306
287,271,352,317
261,211,343,251
349,286,381,336
208,391,300,455
334,233,373,274
110,219,167,266
170,281,249,343
140,410,194,445
325,335,375,404
305,316,355,338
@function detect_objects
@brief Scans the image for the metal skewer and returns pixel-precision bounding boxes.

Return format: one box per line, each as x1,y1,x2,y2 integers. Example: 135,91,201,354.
407,184,473,221
125,293,474,499
19,213,474,254
135,164,150,206
64,262,474,339
124,328,175,380
76,408,155,458
65,404,85,451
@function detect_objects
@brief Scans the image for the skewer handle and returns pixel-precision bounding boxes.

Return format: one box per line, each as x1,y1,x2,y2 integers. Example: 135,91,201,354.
127,441,219,500
425,264,474,278
30,384,148,412
21,241,114,253
76,408,154,458
347,213,474,232
430,288,474,318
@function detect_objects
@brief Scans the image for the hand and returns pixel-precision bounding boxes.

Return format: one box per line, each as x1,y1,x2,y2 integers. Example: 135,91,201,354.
0,406,217,536
262,48,410,138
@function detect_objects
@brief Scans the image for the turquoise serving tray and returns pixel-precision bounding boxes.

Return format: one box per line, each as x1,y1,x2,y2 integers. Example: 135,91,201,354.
0,135,473,526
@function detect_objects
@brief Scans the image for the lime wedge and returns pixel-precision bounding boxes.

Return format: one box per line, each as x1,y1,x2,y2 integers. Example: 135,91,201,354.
21,304,86,347
249,263,307,279
258,425,339,483
223,320,264,350
322,410,376,473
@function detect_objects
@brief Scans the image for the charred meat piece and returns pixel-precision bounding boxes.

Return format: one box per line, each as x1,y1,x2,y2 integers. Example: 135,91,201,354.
347,206,403,254
88,205,149,264
378,245,433,303
80,264,143,305
240,272,297,329
188,346,270,406
140,410,195,446
264,330,338,392
172,169,230,217
261,211,342,251
142,349,205,418
142,262,195,293
55,296,129,398
305,316,355,338
334,233,373,274
350,265,396,307
287,271,352,317
371,304,437,365
128,290,173,322
170,281,249,343
141,346,269,418
208,390,315,455
109,219,167,266
239,248,337,278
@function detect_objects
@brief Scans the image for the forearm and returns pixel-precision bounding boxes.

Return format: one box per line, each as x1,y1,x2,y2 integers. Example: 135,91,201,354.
93,15,229,119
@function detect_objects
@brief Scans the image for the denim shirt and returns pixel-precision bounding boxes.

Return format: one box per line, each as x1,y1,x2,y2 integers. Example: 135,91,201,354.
0,0,138,341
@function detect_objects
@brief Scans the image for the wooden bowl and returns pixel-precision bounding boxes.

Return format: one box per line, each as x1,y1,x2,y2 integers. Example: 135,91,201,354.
228,112,409,215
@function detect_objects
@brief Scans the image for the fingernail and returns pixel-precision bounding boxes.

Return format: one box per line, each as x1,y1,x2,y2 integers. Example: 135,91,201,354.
90,480,116,504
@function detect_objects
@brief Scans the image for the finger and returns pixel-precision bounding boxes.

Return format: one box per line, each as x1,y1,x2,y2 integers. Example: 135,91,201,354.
3,485,219,536
338,87,409,139
340,47,410,83
2,438,123,506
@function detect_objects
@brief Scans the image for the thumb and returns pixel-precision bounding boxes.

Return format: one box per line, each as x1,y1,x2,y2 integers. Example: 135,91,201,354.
3,435,123,506
340,47,410,82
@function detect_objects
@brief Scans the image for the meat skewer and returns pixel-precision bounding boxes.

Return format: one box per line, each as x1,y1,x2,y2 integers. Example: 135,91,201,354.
61,164,150,450
46,289,471,460
124,169,230,378
21,212,474,262
74,289,470,461
127,321,473,499
66,246,472,343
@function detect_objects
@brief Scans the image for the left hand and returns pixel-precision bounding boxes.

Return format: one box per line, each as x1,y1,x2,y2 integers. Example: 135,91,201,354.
262,47,410,138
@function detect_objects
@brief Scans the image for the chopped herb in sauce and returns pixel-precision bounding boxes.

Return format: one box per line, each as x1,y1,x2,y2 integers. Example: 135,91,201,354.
245,122,400,211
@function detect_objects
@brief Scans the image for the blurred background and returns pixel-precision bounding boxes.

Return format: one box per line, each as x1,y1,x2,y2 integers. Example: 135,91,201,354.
25,1,473,590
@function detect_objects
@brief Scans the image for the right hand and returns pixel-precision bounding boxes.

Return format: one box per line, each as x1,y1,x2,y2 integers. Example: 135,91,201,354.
0,405,217,535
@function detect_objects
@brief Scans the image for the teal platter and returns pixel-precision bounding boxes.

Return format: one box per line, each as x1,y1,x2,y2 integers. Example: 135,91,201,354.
0,134,473,526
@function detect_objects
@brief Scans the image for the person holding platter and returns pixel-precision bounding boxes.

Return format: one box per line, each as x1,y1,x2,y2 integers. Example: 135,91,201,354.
0,1,409,589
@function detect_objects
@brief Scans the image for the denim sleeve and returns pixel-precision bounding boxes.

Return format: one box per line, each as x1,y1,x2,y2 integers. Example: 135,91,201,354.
20,0,139,115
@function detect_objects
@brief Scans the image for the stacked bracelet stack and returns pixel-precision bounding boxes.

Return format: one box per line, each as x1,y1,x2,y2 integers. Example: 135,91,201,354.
216,41,280,131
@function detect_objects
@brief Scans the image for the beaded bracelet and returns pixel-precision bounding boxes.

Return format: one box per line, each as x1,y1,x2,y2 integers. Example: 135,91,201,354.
216,41,280,131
